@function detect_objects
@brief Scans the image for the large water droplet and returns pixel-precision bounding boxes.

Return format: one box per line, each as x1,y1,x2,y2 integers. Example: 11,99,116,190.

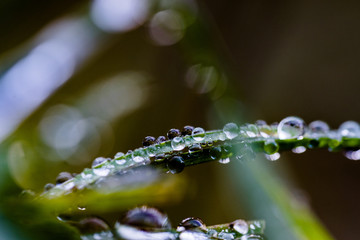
167,156,185,174
308,120,329,137
223,123,239,139
192,127,205,142
263,139,279,154
115,159,126,165
265,152,280,161
232,219,249,234
93,167,110,177
338,121,360,138
292,146,306,154
277,116,305,139
171,137,186,151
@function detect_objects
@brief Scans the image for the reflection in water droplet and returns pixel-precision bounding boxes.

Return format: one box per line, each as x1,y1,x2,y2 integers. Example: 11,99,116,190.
218,158,230,164
259,125,272,138
232,219,249,234
263,139,279,154
171,136,186,151
146,145,158,157
167,156,185,174
277,116,305,139
223,123,239,139
265,152,280,161
93,168,110,177
132,151,145,163
308,120,329,137
78,206,86,211
177,217,206,232
292,146,306,154
192,127,205,141
338,121,360,138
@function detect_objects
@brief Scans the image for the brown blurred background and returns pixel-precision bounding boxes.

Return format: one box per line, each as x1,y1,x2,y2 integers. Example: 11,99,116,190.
1,0,360,239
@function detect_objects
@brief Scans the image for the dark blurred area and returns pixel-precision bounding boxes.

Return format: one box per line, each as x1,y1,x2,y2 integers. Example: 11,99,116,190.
1,0,360,239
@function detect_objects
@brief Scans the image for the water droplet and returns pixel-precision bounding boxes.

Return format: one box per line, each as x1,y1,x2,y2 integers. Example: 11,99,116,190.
219,158,230,164
132,151,146,163
93,168,110,177
219,132,226,141
92,157,108,167
232,219,248,234
177,217,206,232
308,120,330,137
78,206,86,211
292,146,306,154
115,159,126,165
122,206,171,229
344,149,360,160
44,183,55,191
244,124,259,137
263,139,279,154
192,127,205,142
179,231,208,240
142,136,156,147
56,172,73,184
218,232,235,240
146,145,158,157
240,234,263,240
63,181,75,191
171,136,186,151
114,152,124,159
156,135,166,143
223,123,239,139
277,116,305,139
209,146,222,160
182,125,194,136
155,154,165,162
189,143,202,153
255,120,267,126
81,169,93,179
167,128,181,140
259,125,272,138
167,156,185,174
265,152,280,161
338,121,360,138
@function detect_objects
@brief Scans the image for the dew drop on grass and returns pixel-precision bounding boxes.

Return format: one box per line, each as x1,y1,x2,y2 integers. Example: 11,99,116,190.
93,168,110,177
263,139,279,154
277,116,305,139
167,156,185,174
292,146,306,154
218,158,230,164
132,151,145,163
171,136,186,151
232,219,249,234
192,127,205,141
308,120,329,137
338,121,360,138
344,150,360,160
189,143,202,153
223,122,239,139
265,152,280,161
92,157,108,167
114,152,124,159
244,124,259,137
209,146,222,160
